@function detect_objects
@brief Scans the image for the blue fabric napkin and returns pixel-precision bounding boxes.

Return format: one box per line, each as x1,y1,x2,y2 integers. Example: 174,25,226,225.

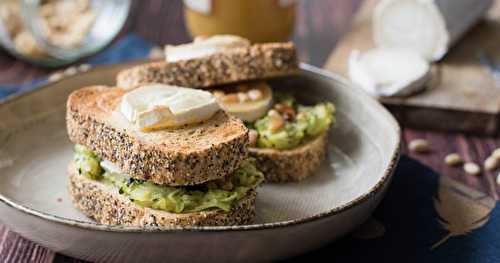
292,156,499,263
1,34,498,262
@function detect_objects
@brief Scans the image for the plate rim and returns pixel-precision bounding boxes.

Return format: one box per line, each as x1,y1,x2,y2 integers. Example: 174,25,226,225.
0,63,401,233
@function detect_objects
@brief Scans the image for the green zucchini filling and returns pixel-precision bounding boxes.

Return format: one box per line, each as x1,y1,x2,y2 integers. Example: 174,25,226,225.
74,145,264,213
249,94,335,150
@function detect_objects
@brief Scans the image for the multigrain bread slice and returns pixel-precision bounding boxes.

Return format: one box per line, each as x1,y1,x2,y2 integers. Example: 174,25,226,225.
116,42,298,90
66,85,249,186
249,133,328,183
68,164,256,227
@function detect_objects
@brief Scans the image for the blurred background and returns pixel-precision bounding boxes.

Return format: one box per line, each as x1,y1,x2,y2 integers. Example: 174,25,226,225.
0,0,361,83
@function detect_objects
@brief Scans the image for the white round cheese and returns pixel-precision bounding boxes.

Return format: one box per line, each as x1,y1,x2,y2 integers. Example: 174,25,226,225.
165,35,250,62
348,48,431,97
120,84,221,131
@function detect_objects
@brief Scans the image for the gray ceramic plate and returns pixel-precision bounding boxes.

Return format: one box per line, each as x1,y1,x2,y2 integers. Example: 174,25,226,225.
0,63,400,262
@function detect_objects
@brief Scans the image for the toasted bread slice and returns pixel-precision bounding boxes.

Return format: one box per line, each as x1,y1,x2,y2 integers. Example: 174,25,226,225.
116,42,298,90
67,85,249,186
68,164,256,227
250,133,328,183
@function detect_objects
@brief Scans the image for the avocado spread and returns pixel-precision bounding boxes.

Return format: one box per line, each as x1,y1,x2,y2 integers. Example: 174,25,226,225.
74,145,264,213
251,94,335,150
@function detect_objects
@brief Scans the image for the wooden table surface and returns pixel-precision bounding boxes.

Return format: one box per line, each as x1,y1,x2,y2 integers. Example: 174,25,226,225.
0,1,498,262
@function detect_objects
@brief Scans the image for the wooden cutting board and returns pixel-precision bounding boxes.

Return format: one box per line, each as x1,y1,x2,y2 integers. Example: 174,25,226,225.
325,0,500,135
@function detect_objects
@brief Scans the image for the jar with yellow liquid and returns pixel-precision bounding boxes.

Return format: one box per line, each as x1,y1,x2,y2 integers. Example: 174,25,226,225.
183,0,296,43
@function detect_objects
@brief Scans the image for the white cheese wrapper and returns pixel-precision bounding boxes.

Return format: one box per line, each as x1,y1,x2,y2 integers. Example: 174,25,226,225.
348,48,431,97
373,0,493,61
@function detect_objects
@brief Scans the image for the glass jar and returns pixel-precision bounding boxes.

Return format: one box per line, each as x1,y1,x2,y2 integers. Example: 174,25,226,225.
184,0,296,43
0,0,130,67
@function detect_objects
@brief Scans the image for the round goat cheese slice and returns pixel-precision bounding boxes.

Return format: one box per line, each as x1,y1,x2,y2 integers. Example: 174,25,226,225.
120,84,221,131
165,35,250,62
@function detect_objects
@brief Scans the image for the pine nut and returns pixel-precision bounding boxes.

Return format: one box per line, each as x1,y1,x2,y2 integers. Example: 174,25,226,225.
464,162,481,176
78,63,91,72
444,153,462,166
496,173,500,185
268,110,284,132
248,129,258,147
64,66,78,76
270,118,284,132
492,148,500,160
268,109,280,117
274,103,286,111
409,139,429,153
484,156,498,171
48,72,64,82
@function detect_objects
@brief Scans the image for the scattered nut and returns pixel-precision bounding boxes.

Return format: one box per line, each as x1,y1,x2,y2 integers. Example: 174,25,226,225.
463,162,481,176
237,92,250,102
409,139,430,153
268,109,280,117
492,148,500,160
268,110,284,132
444,153,462,166
48,72,64,82
248,129,258,147
64,66,78,76
497,173,500,185
78,63,91,72
247,89,263,101
269,117,285,132
484,156,498,171
274,103,295,121
274,103,286,111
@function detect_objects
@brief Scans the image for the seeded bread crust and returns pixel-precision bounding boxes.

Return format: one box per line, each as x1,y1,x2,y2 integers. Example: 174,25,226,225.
116,42,299,90
250,133,328,183
67,85,249,186
68,164,256,227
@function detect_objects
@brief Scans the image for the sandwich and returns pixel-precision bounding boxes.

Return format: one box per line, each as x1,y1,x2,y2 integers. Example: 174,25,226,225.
66,84,264,227
214,83,335,182
117,35,299,90
115,35,336,183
